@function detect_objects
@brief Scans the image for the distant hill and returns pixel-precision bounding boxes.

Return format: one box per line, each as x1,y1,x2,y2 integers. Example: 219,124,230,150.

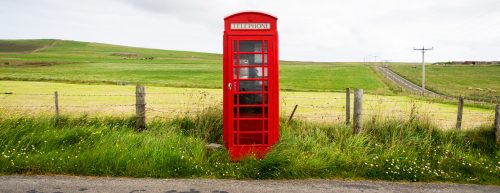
0,39,389,93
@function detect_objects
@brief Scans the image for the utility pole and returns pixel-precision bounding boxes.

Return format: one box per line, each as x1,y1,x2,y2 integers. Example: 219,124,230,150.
413,46,433,95
381,59,391,67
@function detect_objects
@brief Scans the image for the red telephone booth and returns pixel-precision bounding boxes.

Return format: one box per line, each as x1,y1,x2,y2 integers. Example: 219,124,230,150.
223,11,279,160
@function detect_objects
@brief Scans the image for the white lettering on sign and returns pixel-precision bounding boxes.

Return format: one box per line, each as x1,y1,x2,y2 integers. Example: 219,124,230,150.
230,23,271,30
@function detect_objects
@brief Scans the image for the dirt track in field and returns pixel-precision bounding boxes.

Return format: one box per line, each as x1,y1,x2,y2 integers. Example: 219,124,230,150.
376,66,442,97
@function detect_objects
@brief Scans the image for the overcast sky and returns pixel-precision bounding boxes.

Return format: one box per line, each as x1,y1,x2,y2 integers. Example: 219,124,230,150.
1,0,499,62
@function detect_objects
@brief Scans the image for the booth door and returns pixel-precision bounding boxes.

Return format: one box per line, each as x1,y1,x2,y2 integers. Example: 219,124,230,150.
229,37,273,146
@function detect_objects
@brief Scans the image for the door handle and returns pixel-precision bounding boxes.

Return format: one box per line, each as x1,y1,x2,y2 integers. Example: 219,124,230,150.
228,83,232,91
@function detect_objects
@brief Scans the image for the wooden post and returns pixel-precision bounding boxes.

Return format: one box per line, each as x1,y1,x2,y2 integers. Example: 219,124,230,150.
353,89,363,134
135,85,146,131
346,88,350,125
287,105,298,123
54,91,59,122
495,105,500,144
456,97,463,130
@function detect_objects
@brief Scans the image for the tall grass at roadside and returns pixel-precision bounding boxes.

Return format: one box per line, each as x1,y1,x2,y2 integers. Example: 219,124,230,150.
0,108,499,184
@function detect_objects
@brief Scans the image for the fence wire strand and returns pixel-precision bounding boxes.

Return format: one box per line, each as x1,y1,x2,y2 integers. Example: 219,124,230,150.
0,90,497,129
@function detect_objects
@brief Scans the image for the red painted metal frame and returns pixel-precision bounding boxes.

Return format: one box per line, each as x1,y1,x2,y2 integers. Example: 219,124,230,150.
223,11,279,161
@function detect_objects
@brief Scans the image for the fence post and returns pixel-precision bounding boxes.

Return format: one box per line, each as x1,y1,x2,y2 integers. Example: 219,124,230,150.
54,91,59,122
287,105,298,123
346,88,350,125
495,104,500,144
353,89,363,134
135,85,146,131
456,97,463,130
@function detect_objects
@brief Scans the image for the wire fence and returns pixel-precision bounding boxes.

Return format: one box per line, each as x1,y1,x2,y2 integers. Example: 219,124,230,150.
0,87,497,130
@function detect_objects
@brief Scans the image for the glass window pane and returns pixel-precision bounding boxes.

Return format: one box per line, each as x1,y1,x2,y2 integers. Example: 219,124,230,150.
255,54,262,64
239,80,262,91
251,54,268,65
239,94,263,104
238,67,267,79
264,41,268,53
239,54,266,65
239,41,262,52
238,93,267,104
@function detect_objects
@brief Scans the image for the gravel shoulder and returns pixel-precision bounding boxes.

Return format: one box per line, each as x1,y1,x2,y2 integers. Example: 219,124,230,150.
0,175,499,193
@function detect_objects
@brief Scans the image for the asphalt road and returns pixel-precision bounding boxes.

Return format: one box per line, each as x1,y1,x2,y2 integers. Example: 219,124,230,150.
376,66,441,96
0,175,499,193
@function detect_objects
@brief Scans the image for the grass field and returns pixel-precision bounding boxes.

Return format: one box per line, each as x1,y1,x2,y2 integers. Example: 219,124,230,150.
0,39,388,93
389,64,500,101
0,81,494,130
1,40,499,184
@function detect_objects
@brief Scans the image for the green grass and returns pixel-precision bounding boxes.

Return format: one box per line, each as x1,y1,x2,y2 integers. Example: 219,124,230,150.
0,111,499,184
389,64,500,102
0,39,389,93
281,63,386,92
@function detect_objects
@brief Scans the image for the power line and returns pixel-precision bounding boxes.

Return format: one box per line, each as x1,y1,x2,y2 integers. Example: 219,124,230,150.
413,46,434,95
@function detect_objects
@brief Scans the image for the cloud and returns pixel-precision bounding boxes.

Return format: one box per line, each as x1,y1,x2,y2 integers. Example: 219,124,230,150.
1,0,499,62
